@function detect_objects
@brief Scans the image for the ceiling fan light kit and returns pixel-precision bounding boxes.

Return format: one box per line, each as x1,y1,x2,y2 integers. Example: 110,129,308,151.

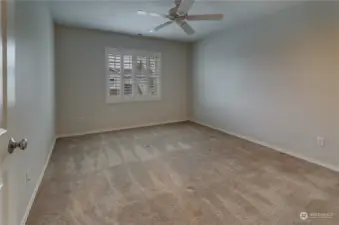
137,0,223,35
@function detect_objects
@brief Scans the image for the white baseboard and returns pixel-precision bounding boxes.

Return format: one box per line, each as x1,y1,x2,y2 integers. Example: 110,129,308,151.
20,138,56,225
191,119,339,173
57,119,188,138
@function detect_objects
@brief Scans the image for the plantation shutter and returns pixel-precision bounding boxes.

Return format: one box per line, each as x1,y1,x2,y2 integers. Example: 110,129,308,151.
106,48,161,102
136,56,148,96
123,55,133,96
107,52,121,97
149,54,161,97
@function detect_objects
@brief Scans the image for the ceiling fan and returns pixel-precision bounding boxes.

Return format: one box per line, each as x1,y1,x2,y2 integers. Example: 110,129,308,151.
137,0,223,35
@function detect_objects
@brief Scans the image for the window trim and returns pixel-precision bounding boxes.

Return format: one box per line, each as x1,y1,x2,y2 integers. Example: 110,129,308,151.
105,47,161,104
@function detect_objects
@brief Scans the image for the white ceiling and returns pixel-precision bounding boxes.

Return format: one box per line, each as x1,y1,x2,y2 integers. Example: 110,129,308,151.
50,0,298,42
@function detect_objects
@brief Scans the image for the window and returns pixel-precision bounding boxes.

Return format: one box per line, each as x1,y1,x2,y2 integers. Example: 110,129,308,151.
106,48,161,103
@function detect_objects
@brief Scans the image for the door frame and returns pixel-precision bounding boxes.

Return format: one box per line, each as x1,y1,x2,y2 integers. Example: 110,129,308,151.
0,0,18,224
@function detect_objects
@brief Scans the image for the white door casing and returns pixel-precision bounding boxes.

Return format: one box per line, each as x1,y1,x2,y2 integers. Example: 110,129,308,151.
0,0,22,224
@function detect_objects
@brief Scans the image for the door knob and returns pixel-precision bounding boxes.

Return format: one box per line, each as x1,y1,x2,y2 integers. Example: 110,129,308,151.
8,138,28,154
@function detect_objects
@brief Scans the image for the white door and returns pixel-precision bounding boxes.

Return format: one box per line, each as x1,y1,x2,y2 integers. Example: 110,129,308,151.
0,1,24,225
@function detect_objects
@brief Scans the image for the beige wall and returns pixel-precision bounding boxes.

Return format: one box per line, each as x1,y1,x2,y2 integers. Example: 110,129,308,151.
191,2,339,170
55,25,190,136
15,1,55,224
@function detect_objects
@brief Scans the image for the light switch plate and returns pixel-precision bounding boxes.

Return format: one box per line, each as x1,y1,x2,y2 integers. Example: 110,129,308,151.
317,136,325,147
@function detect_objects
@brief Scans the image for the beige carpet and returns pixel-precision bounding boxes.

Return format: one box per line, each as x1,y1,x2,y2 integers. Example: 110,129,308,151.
27,122,339,225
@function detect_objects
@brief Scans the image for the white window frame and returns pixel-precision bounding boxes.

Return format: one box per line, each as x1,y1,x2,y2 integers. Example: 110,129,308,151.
106,47,162,103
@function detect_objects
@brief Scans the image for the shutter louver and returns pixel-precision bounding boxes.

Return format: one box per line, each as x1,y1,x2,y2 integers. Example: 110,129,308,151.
136,56,148,96
149,55,161,97
108,53,121,96
123,55,133,96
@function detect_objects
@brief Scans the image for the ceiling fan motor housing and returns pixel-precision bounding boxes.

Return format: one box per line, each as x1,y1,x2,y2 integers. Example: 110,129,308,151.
174,0,182,6
169,7,187,20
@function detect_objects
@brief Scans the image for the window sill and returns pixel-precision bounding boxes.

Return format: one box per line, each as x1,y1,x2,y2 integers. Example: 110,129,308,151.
106,96,161,104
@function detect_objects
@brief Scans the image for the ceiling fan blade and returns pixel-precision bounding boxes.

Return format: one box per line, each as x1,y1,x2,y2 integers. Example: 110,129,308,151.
150,21,173,32
177,0,195,16
186,14,223,21
176,20,195,35
137,10,168,18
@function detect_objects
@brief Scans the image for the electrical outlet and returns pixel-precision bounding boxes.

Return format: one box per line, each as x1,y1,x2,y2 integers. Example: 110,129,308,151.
316,137,325,147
